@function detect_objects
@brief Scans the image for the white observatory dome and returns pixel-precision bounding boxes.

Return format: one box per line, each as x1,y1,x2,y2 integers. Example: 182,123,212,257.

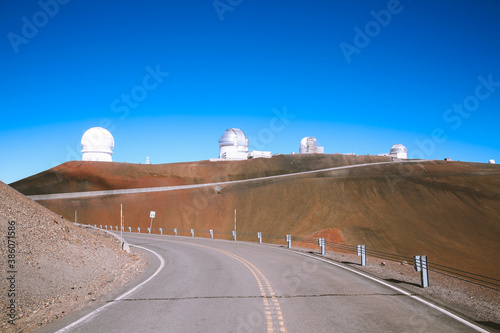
389,144,407,159
81,127,114,162
299,137,324,154
489,159,496,164
218,128,250,159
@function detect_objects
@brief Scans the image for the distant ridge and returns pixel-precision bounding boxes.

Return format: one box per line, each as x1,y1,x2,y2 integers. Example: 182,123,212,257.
11,154,500,280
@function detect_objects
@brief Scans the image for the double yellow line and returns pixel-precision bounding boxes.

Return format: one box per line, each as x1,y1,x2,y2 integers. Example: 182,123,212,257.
202,245,287,333
132,235,287,332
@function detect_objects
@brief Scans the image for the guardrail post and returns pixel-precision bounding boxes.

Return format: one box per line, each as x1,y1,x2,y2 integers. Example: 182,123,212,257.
128,226,131,232
121,226,124,231
414,255,429,288
159,228,163,235
148,227,151,234
190,229,194,237
257,232,262,244
209,229,214,239
104,225,108,230
318,238,325,255
232,230,237,241
286,234,292,248
94,224,97,228
174,228,177,236
357,245,366,266
100,225,102,229
138,227,141,233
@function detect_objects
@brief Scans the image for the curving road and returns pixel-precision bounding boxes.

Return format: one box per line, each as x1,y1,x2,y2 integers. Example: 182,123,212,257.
46,233,486,333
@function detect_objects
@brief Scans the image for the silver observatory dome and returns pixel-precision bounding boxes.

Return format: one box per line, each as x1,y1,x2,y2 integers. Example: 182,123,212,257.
218,128,249,149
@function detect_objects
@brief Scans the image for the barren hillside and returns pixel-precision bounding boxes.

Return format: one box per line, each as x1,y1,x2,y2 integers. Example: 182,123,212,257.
10,154,500,282
0,181,145,332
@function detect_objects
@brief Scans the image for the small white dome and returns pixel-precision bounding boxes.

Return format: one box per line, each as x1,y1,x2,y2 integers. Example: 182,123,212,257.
299,137,324,154
390,144,407,154
81,127,114,162
489,159,496,164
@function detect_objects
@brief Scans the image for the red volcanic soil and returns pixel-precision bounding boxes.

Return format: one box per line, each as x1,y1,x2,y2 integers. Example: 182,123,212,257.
11,154,500,281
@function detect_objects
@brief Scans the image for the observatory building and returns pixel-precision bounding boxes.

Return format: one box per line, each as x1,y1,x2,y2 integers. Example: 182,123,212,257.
489,159,496,164
299,137,324,154
212,128,272,161
81,127,114,162
389,144,407,159
218,128,251,160
378,144,407,159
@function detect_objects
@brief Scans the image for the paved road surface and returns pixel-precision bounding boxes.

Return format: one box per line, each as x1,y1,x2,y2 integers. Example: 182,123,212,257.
47,233,486,332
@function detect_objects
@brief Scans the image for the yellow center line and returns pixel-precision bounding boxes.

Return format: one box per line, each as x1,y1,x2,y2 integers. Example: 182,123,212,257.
130,235,287,332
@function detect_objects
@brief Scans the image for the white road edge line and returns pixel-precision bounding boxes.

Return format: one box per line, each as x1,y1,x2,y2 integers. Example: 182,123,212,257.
55,244,165,333
291,251,490,333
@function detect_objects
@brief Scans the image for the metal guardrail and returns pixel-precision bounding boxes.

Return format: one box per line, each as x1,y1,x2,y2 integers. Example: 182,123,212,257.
87,224,499,290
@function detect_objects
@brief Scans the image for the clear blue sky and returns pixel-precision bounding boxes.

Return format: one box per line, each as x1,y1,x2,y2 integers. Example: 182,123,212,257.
1,0,499,184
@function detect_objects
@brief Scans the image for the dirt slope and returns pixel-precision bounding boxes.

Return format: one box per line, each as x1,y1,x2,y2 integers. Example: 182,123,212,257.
10,154,500,281
0,181,145,332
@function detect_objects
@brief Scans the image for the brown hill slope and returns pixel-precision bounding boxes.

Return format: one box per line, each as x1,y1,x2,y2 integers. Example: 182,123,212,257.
11,154,392,195
11,154,500,281
0,181,145,332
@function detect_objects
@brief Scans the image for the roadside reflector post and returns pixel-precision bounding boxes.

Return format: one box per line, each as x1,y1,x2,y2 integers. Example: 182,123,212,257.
257,232,262,244
318,238,325,255
138,227,140,233
414,255,421,272
159,228,163,235
191,229,194,237
232,230,237,241
286,234,292,248
174,228,177,236
357,245,366,266
414,255,429,288
128,227,131,232
209,229,214,239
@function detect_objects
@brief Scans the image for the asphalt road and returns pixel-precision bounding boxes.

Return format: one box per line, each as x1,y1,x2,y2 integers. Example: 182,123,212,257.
48,233,486,333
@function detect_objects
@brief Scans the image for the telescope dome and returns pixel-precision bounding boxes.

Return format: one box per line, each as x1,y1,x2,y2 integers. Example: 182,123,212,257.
81,127,114,162
218,128,249,149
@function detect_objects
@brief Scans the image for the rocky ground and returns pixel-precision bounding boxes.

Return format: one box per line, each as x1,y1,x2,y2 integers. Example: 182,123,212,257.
0,181,147,333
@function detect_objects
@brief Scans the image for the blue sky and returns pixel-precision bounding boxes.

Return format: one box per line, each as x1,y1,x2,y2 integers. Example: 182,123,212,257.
1,0,499,184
